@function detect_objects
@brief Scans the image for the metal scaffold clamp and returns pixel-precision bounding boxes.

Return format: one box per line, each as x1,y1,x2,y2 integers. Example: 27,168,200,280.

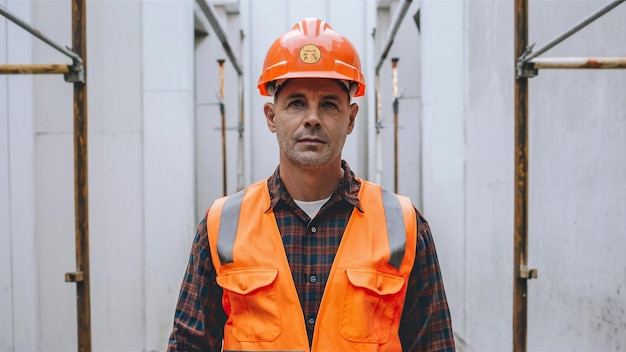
519,265,538,279
516,44,538,79
64,50,85,83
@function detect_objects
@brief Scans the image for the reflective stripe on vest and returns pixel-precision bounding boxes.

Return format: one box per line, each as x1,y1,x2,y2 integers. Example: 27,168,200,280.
216,187,408,269
216,189,245,265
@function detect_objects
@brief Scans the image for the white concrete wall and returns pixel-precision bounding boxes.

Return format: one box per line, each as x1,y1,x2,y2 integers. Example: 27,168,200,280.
1,0,195,350
419,0,469,347
419,0,626,350
1,1,38,350
2,0,626,351
526,2,626,350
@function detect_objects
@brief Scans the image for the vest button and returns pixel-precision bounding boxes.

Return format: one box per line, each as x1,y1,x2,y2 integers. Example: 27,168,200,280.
307,317,315,325
310,226,317,233
309,275,317,283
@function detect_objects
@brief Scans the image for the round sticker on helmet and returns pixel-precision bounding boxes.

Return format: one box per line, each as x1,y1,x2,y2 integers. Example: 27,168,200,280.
299,44,321,64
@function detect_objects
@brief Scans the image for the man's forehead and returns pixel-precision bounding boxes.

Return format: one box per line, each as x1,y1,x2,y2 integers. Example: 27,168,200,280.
276,78,350,100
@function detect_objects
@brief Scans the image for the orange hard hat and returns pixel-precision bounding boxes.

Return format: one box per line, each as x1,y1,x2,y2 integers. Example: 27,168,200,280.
257,18,366,97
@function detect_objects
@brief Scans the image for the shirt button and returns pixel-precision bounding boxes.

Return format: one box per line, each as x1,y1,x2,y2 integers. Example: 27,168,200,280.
308,317,315,325
309,275,317,283
310,226,317,233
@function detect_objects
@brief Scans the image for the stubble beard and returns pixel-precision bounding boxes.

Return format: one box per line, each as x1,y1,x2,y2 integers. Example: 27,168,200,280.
279,134,346,169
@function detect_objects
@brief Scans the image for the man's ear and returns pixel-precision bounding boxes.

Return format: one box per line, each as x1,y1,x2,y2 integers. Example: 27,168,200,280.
347,103,359,135
264,102,277,133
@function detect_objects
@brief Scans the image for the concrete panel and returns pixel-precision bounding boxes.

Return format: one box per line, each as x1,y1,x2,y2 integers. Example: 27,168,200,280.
143,90,196,351
89,132,145,351
5,1,40,350
34,133,77,351
8,76,39,352
142,0,194,92
32,0,73,135
464,1,515,349
0,3,13,348
420,0,467,343
286,0,329,23
0,42,13,352
142,2,195,350
87,1,143,133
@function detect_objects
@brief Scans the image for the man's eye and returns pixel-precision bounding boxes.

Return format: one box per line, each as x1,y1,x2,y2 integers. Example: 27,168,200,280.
322,101,338,109
289,100,305,108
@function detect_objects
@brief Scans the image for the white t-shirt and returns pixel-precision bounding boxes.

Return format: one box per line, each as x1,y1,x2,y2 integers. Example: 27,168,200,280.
293,197,331,219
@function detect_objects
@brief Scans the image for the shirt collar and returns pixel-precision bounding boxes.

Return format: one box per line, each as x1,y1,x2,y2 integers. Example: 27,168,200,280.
266,160,363,213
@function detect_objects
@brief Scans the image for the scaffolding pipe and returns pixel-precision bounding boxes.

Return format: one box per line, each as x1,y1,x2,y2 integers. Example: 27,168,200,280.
374,72,383,185
530,56,626,69
66,0,91,350
0,64,70,74
0,4,83,65
195,0,243,75
237,74,245,191
522,0,626,62
375,0,412,74
218,59,227,196
514,0,531,350
391,58,399,194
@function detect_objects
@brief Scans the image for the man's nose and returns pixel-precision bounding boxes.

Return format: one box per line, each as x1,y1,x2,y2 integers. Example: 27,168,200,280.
303,105,322,126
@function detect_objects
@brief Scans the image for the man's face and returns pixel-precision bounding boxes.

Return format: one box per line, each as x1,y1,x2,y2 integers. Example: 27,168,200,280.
264,78,359,169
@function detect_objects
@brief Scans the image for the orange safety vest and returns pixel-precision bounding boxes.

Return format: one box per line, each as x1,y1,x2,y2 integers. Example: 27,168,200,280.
207,178,417,351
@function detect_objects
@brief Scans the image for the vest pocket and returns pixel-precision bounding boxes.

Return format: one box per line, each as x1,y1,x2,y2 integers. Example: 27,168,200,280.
216,268,281,342
340,268,405,343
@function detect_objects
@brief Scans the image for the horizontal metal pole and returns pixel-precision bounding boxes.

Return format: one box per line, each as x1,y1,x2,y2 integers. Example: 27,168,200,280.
195,0,243,76
375,0,413,74
531,57,626,69
0,4,83,65
523,0,626,62
0,64,70,74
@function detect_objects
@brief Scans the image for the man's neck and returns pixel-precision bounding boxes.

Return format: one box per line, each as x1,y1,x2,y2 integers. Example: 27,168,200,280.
279,161,344,201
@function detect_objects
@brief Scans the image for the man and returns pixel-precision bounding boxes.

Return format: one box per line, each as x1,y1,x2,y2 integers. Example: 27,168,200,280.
168,17,455,351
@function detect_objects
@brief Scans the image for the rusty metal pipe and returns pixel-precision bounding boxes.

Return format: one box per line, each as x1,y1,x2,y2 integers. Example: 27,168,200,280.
218,59,227,196
0,64,70,74
236,74,245,191
374,72,383,185
530,56,626,69
68,0,91,351
391,58,399,194
514,0,530,351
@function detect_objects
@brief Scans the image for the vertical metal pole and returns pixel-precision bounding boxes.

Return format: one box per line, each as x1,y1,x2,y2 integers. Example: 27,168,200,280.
218,59,227,196
374,72,383,185
236,74,244,191
391,58,399,194
72,0,91,350
514,0,529,350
